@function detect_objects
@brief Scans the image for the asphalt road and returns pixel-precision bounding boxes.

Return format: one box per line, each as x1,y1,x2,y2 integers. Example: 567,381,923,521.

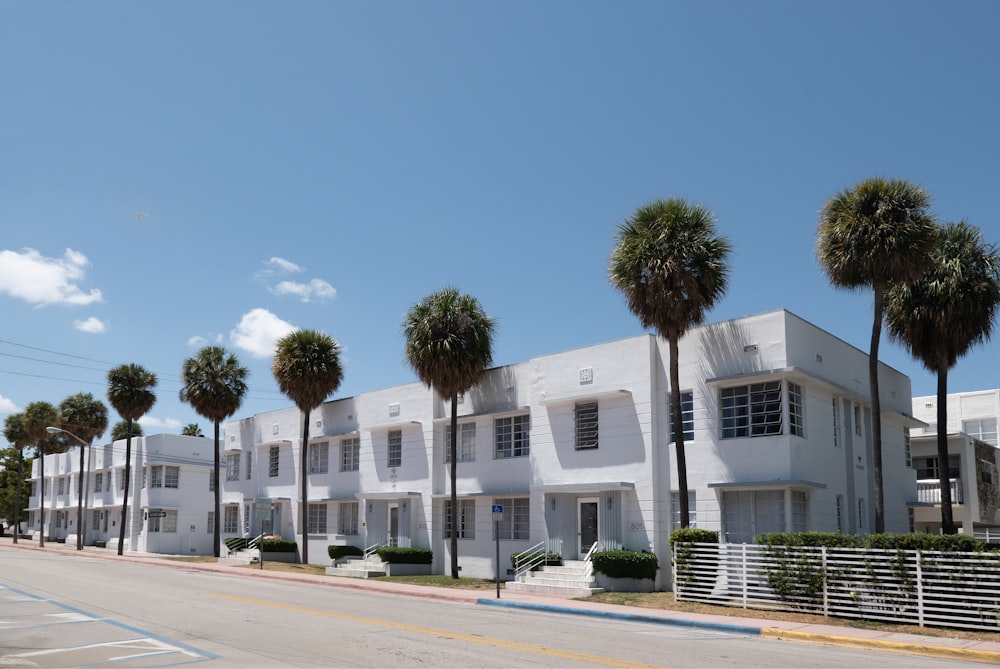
0,549,976,668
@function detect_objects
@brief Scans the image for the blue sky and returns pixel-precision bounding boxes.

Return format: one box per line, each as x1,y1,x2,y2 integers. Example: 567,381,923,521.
2,1,998,439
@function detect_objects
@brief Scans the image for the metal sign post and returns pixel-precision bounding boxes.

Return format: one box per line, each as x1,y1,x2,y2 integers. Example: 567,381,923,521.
492,504,503,599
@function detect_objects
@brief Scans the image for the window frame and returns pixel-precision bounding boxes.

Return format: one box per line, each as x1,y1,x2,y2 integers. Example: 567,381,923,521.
493,497,529,540
340,437,360,472
226,453,241,481
444,422,476,463
668,391,695,443
444,498,475,539
309,441,329,474
339,501,359,535
720,381,784,439
307,503,327,534
494,414,530,459
387,430,402,468
574,401,599,450
268,446,280,477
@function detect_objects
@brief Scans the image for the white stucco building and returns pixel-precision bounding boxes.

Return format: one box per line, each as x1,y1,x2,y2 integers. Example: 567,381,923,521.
222,308,921,587
911,389,1000,537
26,433,216,555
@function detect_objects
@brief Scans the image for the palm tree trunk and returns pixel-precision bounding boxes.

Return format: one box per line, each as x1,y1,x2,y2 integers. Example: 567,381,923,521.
118,427,133,556
213,420,221,558
450,392,459,579
870,286,886,534
936,368,956,534
669,336,690,528
300,411,311,565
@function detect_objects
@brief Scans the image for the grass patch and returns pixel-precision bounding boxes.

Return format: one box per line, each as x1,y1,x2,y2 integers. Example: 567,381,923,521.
370,574,497,589
165,556,220,563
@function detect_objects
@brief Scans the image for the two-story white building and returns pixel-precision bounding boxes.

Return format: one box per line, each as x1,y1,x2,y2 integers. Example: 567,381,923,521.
911,389,1000,537
222,309,921,586
26,433,215,555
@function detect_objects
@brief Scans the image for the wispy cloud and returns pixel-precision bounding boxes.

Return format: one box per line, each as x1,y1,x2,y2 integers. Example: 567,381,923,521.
0,394,20,415
270,278,336,303
73,317,107,334
187,335,209,348
138,415,183,430
229,308,298,359
0,247,103,307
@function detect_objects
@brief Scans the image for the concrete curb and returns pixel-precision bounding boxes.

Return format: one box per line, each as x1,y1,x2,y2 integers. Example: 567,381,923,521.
759,628,1000,664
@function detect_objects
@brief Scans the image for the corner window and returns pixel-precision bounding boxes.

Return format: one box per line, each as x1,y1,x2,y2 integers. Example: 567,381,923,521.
444,423,476,463
495,414,530,458
963,418,998,446
904,427,912,468
226,453,241,481
309,442,329,474
223,506,239,533
788,382,804,437
720,381,782,438
151,465,164,488
340,437,360,472
575,402,599,449
670,491,697,531
668,391,694,443
164,466,179,489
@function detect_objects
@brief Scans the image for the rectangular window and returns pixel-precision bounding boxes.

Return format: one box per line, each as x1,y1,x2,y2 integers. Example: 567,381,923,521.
904,427,912,468
832,397,840,448
854,404,863,436
164,466,179,489
163,510,177,533
721,489,785,544
226,453,241,481
387,430,402,468
268,446,279,477
207,511,214,534
575,402,599,449
141,466,147,489
791,490,807,532
668,391,695,443
151,465,164,488
857,498,865,532
720,381,783,438
836,495,844,533
309,442,329,474
307,503,327,534
57,478,65,495
495,414,530,459
119,470,126,490
95,472,103,493
670,491,697,531
788,382,804,437
339,501,359,535
493,497,529,540
444,498,475,539
246,452,253,480
963,418,998,446
224,506,239,534
339,437,360,472
209,472,215,491
444,423,476,463
91,510,100,531
914,455,961,480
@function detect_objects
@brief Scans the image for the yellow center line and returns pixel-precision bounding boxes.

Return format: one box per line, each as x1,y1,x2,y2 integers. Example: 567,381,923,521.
209,593,667,669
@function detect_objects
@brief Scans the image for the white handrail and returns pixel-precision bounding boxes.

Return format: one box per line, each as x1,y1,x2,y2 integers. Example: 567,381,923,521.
513,540,548,581
583,541,599,578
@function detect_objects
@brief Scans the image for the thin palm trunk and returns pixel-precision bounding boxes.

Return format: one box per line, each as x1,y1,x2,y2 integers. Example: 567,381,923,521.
449,392,458,578
77,444,85,550
870,286,885,534
39,442,45,548
118,425,133,556
936,367,956,534
300,414,311,565
213,420,221,557
669,337,690,528
13,448,22,543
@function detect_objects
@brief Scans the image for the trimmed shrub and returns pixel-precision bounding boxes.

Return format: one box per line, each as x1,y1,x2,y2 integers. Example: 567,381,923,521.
756,532,863,549
376,546,433,564
590,550,659,580
509,551,562,569
669,528,718,547
865,532,982,553
328,545,364,561
261,538,297,553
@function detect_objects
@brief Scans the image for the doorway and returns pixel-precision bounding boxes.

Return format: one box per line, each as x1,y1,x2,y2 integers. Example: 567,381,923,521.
578,497,599,559
388,503,399,547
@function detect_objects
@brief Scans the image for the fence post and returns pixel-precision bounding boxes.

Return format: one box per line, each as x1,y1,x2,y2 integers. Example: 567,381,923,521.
916,549,924,628
741,543,748,609
821,546,829,617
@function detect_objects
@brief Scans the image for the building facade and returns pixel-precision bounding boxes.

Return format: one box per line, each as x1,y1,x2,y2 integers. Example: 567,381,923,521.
222,309,921,587
26,433,215,555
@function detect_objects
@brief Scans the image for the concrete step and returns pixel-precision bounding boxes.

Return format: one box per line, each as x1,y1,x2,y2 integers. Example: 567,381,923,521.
505,581,605,596
325,565,386,578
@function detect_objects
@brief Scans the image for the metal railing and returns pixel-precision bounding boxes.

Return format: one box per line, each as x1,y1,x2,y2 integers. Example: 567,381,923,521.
583,541,599,578
916,478,964,504
513,540,549,582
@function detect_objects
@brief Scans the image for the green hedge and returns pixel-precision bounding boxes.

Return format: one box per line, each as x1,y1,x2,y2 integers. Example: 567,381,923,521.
669,528,718,547
376,546,433,564
261,538,297,553
756,532,863,548
590,550,659,580
328,545,364,560
755,531,986,553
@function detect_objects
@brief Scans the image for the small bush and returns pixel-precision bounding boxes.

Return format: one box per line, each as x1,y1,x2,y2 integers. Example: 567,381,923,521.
510,551,562,569
261,538,297,553
328,545,364,561
865,532,982,553
590,550,659,580
669,528,718,547
756,532,863,548
376,546,433,564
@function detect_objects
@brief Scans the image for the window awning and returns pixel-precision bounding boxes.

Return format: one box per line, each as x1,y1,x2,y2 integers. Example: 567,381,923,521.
365,420,422,433
432,488,531,499
356,491,422,500
708,479,826,490
432,407,529,424
256,439,293,449
309,431,360,443
538,389,631,407
531,481,635,493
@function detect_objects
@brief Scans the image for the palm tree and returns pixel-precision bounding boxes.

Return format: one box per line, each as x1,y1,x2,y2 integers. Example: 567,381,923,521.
272,330,343,565
3,413,30,543
111,420,144,441
22,401,59,547
403,288,496,578
181,423,205,437
886,222,1000,534
180,346,249,557
107,364,157,556
817,177,937,533
58,393,109,550
609,198,731,529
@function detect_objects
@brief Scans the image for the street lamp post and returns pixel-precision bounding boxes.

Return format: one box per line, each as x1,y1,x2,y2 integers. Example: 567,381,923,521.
46,427,89,551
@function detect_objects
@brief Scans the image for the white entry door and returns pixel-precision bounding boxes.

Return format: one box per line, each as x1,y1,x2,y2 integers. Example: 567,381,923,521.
388,503,399,547
578,497,599,559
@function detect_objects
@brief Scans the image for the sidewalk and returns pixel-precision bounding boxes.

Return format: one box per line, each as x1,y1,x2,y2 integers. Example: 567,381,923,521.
3,536,1000,664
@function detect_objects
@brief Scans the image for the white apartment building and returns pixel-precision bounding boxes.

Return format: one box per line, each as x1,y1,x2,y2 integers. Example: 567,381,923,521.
26,433,216,555
222,309,920,587
911,389,1000,537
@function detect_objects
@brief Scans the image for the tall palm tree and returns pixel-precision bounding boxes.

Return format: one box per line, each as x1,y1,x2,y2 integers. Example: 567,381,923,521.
107,364,157,556
111,420,143,441
180,346,249,557
58,393,109,550
3,413,30,543
817,177,936,533
403,288,495,578
181,423,205,437
609,198,731,529
22,401,59,547
886,222,1000,534
272,330,343,565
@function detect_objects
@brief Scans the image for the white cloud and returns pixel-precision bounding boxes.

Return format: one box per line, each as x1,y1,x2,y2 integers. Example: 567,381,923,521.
187,335,208,348
229,308,297,359
0,247,103,306
266,257,302,273
73,316,107,334
138,416,183,430
0,394,20,415
270,278,336,303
